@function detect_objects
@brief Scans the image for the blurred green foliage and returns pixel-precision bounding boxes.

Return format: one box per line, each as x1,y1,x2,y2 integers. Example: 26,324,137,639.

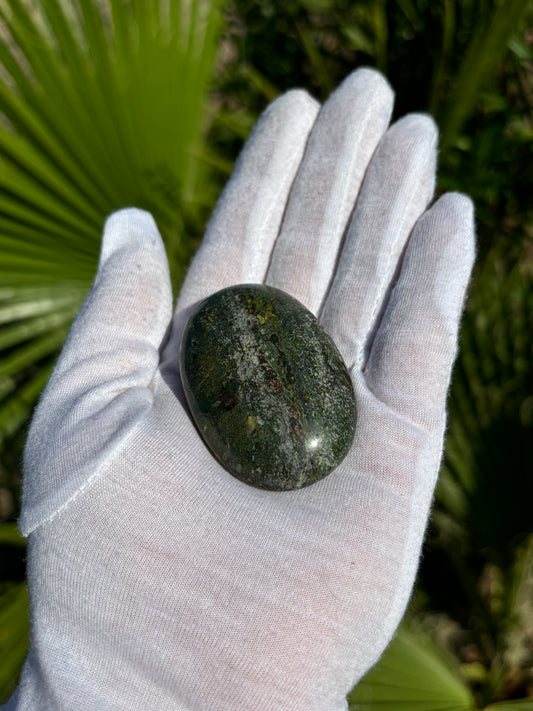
0,0,532,707
211,0,533,262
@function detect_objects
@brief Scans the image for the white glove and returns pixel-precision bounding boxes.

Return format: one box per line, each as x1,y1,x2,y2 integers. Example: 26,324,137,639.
6,67,475,711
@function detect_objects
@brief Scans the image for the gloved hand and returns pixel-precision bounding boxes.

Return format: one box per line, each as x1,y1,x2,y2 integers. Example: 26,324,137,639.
7,67,475,711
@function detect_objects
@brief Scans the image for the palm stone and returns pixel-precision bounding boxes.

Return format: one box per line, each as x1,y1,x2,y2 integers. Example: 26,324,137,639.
180,284,356,490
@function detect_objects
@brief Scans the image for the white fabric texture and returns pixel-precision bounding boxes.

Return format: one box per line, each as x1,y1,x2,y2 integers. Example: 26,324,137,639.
5,68,475,711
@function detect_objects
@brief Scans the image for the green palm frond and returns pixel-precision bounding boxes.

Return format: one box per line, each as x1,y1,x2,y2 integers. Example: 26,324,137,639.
420,251,533,704
0,583,29,701
440,254,533,549
348,618,533,710
485,702,533,710
0,0,222,462
348,622,475,710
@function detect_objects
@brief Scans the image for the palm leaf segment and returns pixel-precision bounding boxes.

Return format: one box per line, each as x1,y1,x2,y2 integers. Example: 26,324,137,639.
0,0,221,454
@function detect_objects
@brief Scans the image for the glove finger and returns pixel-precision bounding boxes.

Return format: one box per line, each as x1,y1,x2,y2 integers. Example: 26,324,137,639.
56,208,172,385
364,192,475,431
20,208,172,535
320,114,438,370
175,89,320,313
266,67,394,314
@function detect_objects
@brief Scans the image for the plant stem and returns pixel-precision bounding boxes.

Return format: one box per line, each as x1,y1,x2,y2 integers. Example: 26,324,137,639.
430,0,455,119
441,0,531,149
373,0,388,74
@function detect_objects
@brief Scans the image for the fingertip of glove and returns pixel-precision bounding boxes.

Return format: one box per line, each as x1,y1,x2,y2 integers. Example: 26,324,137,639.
432,192,476,264
266,88,320,125
414,193,476,284
390,112,438,148
427,193,475,240
339,66,394,103
100,208,164,266
434,191,475,223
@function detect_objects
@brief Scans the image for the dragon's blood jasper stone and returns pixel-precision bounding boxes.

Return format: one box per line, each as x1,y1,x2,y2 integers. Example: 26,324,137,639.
180,284,356,490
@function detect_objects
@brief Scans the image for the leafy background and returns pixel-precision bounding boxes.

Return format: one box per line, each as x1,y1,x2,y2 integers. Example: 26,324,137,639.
0,0,532,708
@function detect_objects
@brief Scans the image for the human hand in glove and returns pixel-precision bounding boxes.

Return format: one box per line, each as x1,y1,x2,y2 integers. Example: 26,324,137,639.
8,68,475,711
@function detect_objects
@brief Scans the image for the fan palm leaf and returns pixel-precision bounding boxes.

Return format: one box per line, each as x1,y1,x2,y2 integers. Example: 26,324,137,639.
349,619,533,710
0,0,222,469
440,254,533,549
0,582,29,702
348,622,475,711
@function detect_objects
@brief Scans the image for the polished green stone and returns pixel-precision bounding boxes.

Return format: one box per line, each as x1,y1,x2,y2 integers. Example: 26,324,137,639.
180,284,356,490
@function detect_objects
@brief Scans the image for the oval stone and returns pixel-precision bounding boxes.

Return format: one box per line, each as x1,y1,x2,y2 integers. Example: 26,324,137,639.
180,284,356,490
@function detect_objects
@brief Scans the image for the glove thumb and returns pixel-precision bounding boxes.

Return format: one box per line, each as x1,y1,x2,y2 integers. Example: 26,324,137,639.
20,208,172,535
